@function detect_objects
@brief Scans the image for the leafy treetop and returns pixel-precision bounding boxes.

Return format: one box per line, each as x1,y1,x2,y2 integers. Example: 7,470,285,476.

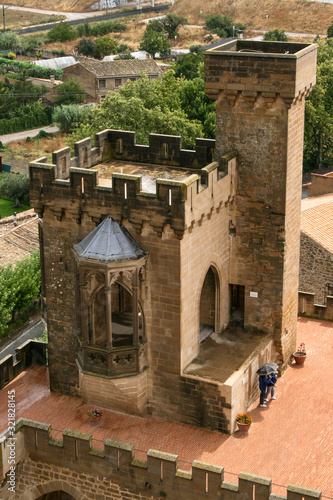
204,14,246,38
263,29,289,41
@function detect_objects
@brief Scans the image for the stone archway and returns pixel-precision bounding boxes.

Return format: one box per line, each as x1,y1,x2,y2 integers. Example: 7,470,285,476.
199,266,220,343
35,491,75,500
22,480,89,500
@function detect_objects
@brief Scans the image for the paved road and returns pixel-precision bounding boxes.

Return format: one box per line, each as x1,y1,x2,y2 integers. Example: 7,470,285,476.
0,320,45,362
0,125,60,145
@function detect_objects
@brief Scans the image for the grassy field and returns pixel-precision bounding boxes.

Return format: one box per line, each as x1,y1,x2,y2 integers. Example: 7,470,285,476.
0,198,30,218
1,134,67,173
3,10,65,30
172,0,333,34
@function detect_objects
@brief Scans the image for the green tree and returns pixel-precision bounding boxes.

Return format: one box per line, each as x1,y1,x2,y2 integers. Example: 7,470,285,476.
327,23,333,38
54,104,95,133
139,29,170,58
145,19,165,35
263,29,289,41
69,73,203,149
0,173,29,207
162,13,187,38
173,52,204,80
54,78,86,106
76,38,96,57
0,32,21,51
304,38,333,171
204,14,246,38
0,251,41,337
180,77,216,138
94,36,119,59
48,22,77,42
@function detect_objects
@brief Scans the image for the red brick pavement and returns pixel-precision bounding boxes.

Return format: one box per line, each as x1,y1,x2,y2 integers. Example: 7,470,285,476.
0,317,332,496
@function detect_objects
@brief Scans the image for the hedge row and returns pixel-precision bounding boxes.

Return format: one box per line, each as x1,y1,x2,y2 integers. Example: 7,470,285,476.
0,58,62,79
0,102,52,134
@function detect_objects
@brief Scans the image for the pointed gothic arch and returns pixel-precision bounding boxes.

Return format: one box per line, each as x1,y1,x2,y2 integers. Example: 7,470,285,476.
199,265,220,343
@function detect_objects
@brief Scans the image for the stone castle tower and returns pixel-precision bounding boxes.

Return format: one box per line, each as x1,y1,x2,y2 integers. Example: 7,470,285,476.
29,40,317,434
204,39,317,362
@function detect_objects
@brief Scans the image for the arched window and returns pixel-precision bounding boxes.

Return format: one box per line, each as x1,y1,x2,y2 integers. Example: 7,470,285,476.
199,267,219,343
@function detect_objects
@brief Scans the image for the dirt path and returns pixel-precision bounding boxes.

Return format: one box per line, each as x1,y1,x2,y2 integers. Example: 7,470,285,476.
0,125,60,146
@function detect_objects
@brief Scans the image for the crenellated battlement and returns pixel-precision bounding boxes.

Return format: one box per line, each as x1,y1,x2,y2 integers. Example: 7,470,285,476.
1,419,322,500
29,132,236,238
48,129,216,181
298,292,333,322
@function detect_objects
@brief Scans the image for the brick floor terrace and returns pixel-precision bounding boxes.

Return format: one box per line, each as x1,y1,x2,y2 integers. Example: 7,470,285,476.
0,317,332,496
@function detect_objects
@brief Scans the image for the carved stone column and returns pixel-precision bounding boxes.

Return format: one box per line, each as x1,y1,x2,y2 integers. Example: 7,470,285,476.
105,286,112,349
132,270,139,347
80,284,89,345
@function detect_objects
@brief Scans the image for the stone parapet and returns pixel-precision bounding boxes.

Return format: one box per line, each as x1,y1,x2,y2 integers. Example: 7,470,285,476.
298,291,333,322
0,340,47,390
204,40,317,104
0,419,322,500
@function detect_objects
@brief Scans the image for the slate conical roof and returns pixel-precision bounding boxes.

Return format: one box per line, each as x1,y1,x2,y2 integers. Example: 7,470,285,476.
74,218,147,263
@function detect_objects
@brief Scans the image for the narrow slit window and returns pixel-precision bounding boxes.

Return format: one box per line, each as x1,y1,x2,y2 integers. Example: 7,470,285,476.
116,138,123,154
83,147,88,163
81,177,85,194
168,189,172,206
124,183,127,200
205,472,208,493
61,157,66,174
160,461,163,480
162,143,168,159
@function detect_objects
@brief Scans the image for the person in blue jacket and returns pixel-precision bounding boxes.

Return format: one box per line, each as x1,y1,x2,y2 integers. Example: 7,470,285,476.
259,375,270,407
265,372,277,402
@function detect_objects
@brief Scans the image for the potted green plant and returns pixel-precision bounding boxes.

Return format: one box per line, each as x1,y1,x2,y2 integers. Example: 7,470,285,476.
88,407,102,426
293,342,306,365
236,413,252,432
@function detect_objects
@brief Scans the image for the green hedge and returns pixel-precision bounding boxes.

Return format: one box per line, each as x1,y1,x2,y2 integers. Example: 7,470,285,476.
0,102,52,134
0,58,62,80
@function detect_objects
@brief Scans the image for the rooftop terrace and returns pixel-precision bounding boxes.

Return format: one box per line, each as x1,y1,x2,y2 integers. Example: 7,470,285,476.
90,159,198,194
0,318,332,496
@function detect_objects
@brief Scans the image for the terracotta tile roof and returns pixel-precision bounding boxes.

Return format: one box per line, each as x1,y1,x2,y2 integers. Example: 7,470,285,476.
83,59,162,78
1,318,332,496
301,194,333,254
0,211,39,268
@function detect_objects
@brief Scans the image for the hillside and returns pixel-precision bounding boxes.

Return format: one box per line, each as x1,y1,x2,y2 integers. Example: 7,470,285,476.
4,0,333,33
172,0,333,34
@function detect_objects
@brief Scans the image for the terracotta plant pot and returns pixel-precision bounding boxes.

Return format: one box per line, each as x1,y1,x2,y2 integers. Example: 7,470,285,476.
236,422,251,433
88,416,101,426
293,353,306,365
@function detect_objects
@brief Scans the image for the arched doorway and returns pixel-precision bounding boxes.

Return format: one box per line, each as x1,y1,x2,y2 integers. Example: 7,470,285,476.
35,492,75,500
199,267,219,343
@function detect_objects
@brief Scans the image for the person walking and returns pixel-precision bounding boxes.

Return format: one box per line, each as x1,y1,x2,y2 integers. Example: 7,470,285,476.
265,372,277,402
259,375,270,407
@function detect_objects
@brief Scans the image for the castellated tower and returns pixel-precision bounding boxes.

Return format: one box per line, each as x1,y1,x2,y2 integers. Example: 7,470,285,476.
204,40,317,365
29,40,317,434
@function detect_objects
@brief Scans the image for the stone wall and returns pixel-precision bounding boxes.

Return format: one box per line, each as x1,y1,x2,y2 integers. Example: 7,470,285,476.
0,420,322,500
204,40,317,369
298,292,333,321
307,172,333,197
63,63,97,98
0,340,47,390
29,134,237,432
299,233,333,305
